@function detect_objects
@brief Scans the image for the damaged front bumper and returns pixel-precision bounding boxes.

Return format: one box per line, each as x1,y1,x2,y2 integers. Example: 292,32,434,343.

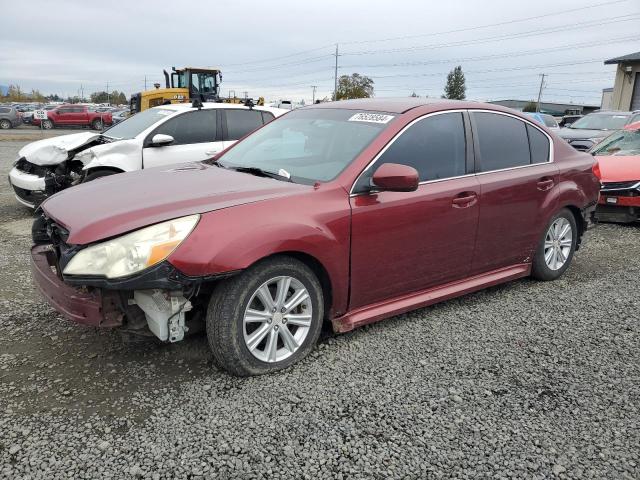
9,167,47,208
30,244,123,327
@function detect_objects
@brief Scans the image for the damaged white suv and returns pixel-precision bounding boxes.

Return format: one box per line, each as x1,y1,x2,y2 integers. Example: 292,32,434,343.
9,103,286,208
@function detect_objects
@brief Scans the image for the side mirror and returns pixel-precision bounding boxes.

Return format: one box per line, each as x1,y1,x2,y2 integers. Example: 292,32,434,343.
371,163,419,192
150,134,174,147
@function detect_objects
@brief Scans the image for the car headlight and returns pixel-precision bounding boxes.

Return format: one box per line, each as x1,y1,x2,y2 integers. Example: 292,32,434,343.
74,149,96,163
63,214,200,278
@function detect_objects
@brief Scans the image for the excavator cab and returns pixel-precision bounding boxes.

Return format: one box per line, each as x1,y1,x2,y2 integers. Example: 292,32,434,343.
169,67,221,102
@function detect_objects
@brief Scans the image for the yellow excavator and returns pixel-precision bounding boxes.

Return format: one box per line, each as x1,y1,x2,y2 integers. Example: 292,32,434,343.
129,67,264,113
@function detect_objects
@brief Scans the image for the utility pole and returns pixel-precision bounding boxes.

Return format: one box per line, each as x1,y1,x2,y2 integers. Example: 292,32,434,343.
311,85,317,103
106,82,110,105
333,44,339,101
536,74,546,112
80,84,84,102
144,75,147,91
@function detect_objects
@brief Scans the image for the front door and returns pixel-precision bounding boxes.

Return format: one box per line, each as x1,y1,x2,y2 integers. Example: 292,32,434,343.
142,109,223,168
349,111,480,309
469,111,559,274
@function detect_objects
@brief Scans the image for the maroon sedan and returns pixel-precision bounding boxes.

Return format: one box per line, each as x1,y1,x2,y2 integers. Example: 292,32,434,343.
31,99,600,376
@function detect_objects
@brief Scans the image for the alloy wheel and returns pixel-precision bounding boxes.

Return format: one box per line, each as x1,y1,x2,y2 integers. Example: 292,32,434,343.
543,217,573,271
243,276,312,363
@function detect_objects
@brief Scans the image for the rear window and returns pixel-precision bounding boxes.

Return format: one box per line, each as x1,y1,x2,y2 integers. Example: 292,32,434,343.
472,112,531,171
0,107,9,114
527,124,550,164
225,109,264,140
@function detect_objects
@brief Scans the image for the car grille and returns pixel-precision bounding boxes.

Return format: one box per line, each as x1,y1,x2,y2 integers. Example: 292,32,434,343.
15,157,52,177
12,184,46,205
601,180,640,196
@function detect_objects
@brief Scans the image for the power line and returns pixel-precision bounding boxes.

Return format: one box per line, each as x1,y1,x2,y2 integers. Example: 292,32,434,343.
342,14,639,56
340,0,631,45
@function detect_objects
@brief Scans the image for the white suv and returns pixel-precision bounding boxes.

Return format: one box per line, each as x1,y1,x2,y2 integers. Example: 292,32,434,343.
9,103,287,208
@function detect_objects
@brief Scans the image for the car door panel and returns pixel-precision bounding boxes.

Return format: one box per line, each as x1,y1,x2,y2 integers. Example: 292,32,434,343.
349,176,481,309
470,111,559,274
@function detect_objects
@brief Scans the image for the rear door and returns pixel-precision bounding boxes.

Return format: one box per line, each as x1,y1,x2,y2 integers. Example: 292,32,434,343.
222,109,268,150
469,111,558,274
349,111,480,309
142,109,222,168
55,107,74,125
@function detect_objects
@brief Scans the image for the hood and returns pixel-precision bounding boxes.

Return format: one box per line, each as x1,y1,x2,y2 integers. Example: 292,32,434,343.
595,154,640,183
558,127,611,141
41,163,309,245
18,132,102,166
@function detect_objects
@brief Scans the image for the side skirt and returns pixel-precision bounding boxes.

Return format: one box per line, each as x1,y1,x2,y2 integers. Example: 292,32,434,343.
332,263,531,333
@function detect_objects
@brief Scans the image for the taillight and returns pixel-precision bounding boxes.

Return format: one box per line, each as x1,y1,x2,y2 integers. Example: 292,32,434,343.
592,161,602,181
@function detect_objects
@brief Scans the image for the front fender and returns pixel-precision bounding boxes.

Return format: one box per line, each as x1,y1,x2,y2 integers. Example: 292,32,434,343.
81,140,142,172
168,188,352,316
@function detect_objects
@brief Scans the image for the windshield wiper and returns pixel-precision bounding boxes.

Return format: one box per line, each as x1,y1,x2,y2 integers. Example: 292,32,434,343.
229,166,292,182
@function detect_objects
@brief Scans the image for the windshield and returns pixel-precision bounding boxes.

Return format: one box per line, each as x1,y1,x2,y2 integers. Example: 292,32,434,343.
102,108,174,139
217,108,393,183
592,128,640,156
569,113,629,130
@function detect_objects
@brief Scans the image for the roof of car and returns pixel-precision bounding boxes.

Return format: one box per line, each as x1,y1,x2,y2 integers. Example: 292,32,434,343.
308,97,475,114
157,102,285,114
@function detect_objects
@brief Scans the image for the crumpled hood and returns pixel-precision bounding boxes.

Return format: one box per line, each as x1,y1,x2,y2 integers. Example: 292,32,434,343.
19,132,102,165
41,163,309,245
595,154,640,183
558,128,611,141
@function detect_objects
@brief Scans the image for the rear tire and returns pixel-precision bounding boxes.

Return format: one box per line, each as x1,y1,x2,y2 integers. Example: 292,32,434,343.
42,120,54,129
83,170,117,183
206,256,324,376
0,119,12,129
531,208,577,281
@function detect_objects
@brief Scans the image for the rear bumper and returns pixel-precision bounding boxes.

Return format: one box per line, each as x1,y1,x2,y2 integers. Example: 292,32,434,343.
30,245,123,328
596,194,640,223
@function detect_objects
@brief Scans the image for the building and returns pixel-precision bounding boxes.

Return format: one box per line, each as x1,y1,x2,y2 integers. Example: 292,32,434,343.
601,88,613,110
604,51,640,111
487,100,599,116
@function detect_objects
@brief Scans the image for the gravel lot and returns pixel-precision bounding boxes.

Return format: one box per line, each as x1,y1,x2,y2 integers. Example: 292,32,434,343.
0,137,638,479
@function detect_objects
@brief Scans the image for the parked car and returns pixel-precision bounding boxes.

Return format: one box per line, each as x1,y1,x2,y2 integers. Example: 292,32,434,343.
30,98,600,376
558,111,640,151
558,114,583,128
31,104,113,130
9,103,286,207
111,110,129,124
524,112,559,130
0,105,23,129
590,121,640,223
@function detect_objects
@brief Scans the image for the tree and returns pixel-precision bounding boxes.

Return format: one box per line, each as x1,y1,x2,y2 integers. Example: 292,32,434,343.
522,101,538,112
335,73,374,100
443,66,466,100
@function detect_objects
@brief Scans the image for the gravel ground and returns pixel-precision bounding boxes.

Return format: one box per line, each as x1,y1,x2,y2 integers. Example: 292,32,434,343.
0,138,639,479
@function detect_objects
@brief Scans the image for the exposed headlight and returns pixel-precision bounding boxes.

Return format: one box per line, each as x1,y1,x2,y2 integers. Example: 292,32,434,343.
63,215,199,278
74,149,96,163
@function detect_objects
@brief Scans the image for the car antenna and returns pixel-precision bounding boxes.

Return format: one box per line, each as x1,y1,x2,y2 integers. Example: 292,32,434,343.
192,98,203,110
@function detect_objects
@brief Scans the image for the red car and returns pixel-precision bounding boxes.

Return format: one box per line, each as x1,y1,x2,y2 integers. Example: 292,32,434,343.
31,99,600,376
32,104,112,130
592,121,640,223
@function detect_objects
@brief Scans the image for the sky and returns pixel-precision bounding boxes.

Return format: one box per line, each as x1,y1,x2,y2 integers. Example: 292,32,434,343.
1,0,639,106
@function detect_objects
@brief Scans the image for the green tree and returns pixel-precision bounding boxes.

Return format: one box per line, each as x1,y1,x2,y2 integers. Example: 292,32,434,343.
335,73,374,100
522,101,538,112
443,66,466,100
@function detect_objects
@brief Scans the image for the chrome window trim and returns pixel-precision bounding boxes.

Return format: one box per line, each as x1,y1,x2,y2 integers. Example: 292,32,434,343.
349,108,554,197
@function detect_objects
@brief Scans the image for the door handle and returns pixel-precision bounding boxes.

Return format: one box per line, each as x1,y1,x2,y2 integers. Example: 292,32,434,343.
537,178,554,191
452,192,478,208
205,150,220,155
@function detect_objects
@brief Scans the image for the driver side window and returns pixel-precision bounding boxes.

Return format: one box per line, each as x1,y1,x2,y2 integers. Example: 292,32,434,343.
354,112,467,192
150,110,217,146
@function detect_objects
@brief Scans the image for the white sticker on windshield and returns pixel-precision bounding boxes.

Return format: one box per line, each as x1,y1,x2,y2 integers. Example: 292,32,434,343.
348,113,395,124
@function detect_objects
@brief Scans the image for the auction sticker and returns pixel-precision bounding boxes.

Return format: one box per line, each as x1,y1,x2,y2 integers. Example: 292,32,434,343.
348,113,395,124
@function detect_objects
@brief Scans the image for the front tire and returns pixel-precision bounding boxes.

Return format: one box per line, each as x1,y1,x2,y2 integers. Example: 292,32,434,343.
91,119,103,130
531,208,577,281
0,119,11,129
42,120,54,129
206,256,324,376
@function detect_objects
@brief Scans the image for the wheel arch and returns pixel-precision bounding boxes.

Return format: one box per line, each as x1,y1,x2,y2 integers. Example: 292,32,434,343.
561,204,586,250
84,166,125,176
247,251,333,321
